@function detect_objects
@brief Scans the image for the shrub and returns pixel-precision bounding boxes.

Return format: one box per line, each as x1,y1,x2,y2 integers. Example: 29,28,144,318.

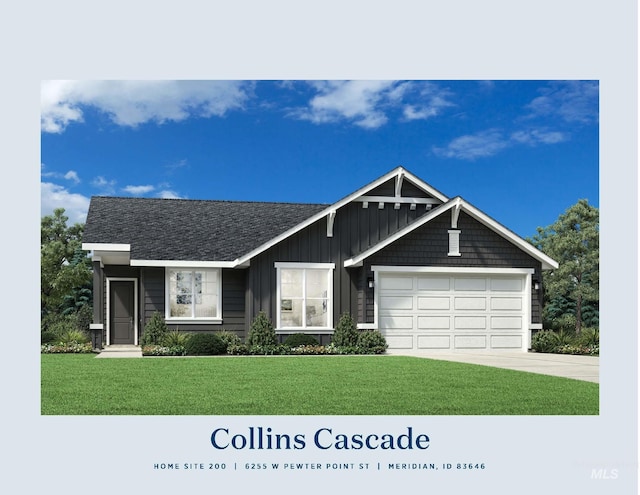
227,343,249,355
217,330,242,352
247,311,277,346
531,330,558,353
59,329,90,344
41,313,76,337
41,331,58,344
41,342,93,354
290,345,335,355
357,330,388,354
184,333,226,356
332,312,359,347
283,333,319,347
578,328,599,347
141,312,169,346
74,304,93,333
247,344,290,355
161,330,191,347
554,329,576,347
142,345,187,356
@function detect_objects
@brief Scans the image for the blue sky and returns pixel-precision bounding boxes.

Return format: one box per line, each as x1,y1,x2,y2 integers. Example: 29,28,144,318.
40,80,598,238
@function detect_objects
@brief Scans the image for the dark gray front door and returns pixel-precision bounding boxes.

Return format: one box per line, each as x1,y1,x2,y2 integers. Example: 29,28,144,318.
110,281,135,344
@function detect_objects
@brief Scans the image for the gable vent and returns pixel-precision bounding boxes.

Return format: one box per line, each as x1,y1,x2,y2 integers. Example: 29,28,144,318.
448,230,461,256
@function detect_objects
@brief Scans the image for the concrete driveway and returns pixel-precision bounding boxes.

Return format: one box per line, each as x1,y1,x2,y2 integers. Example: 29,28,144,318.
386,350,599,383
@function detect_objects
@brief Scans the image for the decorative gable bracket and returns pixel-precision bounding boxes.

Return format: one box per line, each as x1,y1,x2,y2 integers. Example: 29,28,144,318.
327,210,337,237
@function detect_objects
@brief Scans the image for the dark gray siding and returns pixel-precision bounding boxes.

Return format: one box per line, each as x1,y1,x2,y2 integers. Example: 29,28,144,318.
248,201,433,327
138,267,247,339
364,211,544,324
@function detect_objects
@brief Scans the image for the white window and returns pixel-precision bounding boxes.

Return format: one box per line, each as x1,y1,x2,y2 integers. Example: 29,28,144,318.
166,268,221,321
275,263,334,330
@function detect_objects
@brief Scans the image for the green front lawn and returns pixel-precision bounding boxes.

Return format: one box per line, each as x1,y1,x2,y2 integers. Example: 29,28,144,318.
41,354,599,415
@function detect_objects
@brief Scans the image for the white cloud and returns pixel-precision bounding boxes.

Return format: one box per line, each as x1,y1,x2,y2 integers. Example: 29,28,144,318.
511,129,567,145
291,80,454,129
123,185,155,195
157,190,182,199
64,170,80,184
41,182,90,223
292,80,395,129
525,81,599,124
92,176,117,195
433,129,509,160
41,80,254,133
435,125,569,161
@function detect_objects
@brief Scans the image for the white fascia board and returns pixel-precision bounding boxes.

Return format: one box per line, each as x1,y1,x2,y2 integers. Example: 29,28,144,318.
344,198,460,267
371,265,535,275
81,243,130,252
130,259,237,268
458,200,559,270
234,167,449,266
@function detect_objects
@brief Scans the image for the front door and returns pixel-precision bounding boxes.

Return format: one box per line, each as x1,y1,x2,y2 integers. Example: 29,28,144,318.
110,281,135,344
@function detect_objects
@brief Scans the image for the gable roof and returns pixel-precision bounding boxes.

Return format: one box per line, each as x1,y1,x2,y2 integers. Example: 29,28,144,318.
82,167,556,270
82,196,328,263
233,166,448,265
344,196,559,270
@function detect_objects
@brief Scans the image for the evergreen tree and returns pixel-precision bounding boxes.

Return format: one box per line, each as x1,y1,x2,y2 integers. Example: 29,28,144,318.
41,208,92,317
528,199,599,333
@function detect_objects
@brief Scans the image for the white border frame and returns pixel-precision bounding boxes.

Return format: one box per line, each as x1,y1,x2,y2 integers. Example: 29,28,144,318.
105,277,139,346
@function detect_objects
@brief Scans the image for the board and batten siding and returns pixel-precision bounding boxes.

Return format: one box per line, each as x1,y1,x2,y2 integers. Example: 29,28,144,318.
138,267,247,338
365,211,544,325
247,197,435,327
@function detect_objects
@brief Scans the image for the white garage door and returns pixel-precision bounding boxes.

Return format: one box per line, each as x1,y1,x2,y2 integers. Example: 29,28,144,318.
378,271,529,351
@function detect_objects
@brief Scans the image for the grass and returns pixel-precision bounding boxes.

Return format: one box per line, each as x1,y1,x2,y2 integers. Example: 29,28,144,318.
41,354,599,415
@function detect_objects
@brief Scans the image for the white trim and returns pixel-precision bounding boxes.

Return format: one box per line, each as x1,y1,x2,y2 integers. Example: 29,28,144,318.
357,323,376,330
326,210,336,237
275,262,336,269
345,197,559,270
105,278,138,346
82,243,130,252
132,259,236,268
371,266,536,275
275,262,335,331
234,167,449,267
165,267,223,322
354,196,441,205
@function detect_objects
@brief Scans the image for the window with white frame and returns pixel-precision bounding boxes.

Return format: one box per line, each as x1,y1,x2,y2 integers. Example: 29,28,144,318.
276,263,334,330
166,268,221,320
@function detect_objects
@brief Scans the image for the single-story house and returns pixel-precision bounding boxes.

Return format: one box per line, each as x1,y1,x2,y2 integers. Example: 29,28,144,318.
82,166,557,352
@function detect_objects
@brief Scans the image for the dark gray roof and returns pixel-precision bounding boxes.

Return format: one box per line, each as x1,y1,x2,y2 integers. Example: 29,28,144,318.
83,196,328,261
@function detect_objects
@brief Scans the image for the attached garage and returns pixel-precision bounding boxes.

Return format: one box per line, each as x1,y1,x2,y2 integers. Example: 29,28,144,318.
375,267,533,351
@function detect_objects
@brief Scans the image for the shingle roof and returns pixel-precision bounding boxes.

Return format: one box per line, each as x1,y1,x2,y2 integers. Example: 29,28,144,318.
83,196,328,262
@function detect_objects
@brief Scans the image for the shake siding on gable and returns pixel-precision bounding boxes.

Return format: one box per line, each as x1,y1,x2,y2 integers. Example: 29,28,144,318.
364,211,544,325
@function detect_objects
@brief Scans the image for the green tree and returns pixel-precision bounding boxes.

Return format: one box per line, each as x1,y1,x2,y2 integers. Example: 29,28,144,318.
528,199,599,334
41,208,92,317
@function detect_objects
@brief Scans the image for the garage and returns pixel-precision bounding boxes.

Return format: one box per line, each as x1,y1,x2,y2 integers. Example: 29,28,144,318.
375,267,533,351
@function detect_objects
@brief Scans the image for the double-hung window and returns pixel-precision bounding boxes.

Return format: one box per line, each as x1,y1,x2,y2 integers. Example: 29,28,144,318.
166,268,221,321
276,263,334,330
